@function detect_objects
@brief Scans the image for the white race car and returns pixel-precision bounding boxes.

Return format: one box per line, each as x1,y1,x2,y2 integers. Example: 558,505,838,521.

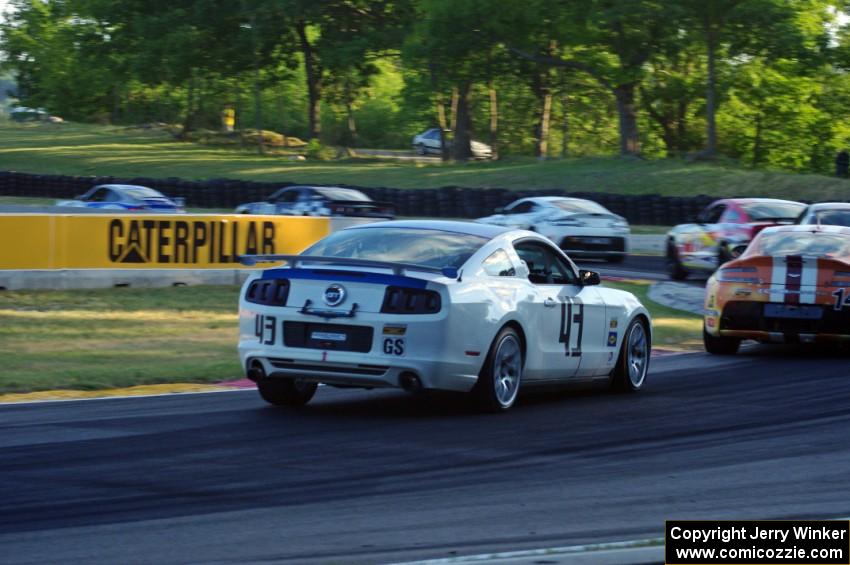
476,197,630,262
238,221,651,411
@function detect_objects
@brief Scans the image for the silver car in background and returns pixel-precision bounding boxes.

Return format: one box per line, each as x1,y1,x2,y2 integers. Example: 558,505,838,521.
411,128,493,159
476,196,630,263
797,202,850,227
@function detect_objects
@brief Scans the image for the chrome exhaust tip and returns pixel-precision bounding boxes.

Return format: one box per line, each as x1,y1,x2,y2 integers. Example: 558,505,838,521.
246,361,265,382
399,372,422,393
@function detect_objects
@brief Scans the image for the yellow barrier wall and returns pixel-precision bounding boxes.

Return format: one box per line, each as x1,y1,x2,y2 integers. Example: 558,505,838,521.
0,214,331,269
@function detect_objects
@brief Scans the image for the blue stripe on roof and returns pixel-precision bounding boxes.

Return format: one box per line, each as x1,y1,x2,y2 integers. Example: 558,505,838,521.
261,268,428,289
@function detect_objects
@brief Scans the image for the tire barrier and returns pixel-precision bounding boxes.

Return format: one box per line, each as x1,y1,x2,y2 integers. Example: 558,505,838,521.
0,170,824,225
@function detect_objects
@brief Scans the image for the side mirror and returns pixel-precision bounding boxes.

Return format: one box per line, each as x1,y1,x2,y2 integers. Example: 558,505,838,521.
579,269,600,286
75,195,84,200
494,207,504,214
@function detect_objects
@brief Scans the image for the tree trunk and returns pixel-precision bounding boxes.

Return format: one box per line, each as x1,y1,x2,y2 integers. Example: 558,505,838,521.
346,100,357,147
296,19,321,140
537,88,553,160
704,25,718,156
252,15,264,156
428,63,450,161
449,86,459,132
752,110,763,168
488,81,498,160
279,92,287,148
436,93,449,161
181,71,197,137
614,84,640,155
676,99,688,154
236,88,245,148
452,82,473,161
560,93,569,159
535,40,557,159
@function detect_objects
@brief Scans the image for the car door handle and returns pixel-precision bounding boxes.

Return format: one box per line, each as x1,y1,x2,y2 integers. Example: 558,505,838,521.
544,297,558,308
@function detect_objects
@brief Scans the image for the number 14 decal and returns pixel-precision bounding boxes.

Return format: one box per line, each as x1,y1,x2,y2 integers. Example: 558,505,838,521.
559,298,583,357
832,288,850,311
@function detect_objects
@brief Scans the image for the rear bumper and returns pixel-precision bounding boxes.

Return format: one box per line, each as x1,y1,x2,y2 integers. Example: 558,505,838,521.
559,235,628,257
240,350,479,392
709,300,850,342
715,329,850,343
237,305,486,393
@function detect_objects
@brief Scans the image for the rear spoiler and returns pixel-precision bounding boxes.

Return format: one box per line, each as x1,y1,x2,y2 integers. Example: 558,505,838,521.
238,254,460,279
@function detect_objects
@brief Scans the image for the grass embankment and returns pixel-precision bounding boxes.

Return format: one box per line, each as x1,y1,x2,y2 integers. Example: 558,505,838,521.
0,286,241,393
604,280,702,350
0,281,698,394
0,122,847,200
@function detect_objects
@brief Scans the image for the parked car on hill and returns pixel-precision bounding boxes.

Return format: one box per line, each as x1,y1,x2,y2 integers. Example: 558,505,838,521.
797,202,850,227
56,184,185,213
666,198,805,280
235,186,395,218
411,128,493,159
476,196,630,262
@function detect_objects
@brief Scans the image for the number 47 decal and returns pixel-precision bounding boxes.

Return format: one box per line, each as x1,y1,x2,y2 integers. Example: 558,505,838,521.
559,298,583,357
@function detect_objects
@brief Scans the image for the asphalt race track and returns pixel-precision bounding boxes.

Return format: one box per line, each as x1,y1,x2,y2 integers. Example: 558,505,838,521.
2,348,850,564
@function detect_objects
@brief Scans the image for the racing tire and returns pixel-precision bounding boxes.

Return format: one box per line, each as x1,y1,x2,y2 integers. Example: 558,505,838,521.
473,326,524,412
257,378,318,406
610,318,650,392
702,324,740,355
666,242,688,281
717,244,732,268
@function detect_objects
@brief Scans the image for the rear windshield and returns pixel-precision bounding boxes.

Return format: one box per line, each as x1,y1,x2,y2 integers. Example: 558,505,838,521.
551,199,608,214
746,231,850,258
809,209,850,228
302,227,488,269
740,201,804,221
121,186,164,199
314,188,371,202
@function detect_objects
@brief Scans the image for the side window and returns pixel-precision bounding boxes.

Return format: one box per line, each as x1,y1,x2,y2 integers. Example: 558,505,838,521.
506,202,533,215
514,242,579,285
297,190,316,202
699,204,726,224
482,249,516,277
87,188,107,202
426,129,440,140
104,190,122,202
276,190,298,203
721,208,741,223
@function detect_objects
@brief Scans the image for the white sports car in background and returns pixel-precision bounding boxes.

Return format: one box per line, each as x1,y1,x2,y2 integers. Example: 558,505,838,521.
797,202,850,227
238,221,651,411
411,128,493,159
476,197,630,263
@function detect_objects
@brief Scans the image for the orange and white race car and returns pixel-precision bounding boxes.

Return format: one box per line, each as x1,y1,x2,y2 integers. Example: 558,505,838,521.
703,224,850,354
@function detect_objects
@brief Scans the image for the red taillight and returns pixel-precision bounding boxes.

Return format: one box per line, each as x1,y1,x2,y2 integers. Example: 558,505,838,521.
246,279,289,306
717,267,760,283
381,287,441,314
